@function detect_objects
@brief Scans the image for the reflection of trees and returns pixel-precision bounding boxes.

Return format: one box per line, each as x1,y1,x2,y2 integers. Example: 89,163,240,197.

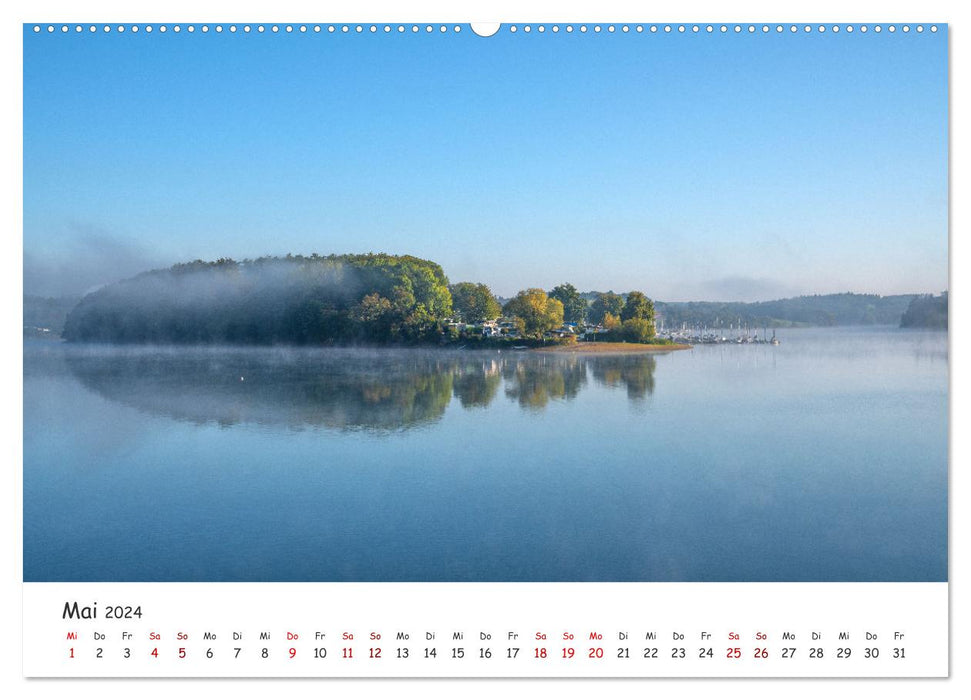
503,356,587,409
588,355,657,401
452,359,502,408
56,347,663,431
66,349,455,432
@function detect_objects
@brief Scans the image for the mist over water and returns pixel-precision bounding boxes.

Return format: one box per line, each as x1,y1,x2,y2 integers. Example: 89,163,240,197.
23,327,947,582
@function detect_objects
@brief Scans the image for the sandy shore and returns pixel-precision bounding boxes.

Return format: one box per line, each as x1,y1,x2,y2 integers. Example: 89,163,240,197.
532,342,691,354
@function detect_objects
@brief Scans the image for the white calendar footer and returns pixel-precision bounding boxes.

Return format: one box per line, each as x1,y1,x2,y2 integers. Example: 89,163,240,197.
23,582,948,678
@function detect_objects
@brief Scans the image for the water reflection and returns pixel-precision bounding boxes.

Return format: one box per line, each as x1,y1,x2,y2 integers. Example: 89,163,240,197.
590,355,657,400
24,330,948,582
452,358,502,409
503,356,588,410
47,347,662,431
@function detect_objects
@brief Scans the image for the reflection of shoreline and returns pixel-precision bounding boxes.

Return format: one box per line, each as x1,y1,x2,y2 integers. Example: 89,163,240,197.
40,346,660,431
533,341,690,355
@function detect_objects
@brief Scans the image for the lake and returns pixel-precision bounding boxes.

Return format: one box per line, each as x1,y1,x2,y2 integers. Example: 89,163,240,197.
23,326,947,582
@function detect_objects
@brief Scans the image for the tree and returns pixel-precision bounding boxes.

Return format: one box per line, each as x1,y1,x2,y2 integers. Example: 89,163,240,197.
502,288,565,338
621,317,656,343
548,283,588,325
621,291,655,323
588,292,624,325
351,293,394,340
450,282,501,323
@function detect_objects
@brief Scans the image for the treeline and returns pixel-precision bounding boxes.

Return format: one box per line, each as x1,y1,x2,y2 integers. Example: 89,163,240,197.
61,254,664,346
467,284,658,342
63,254,453,344
50,253,937,345
24,294,80,338
654,293,917,328
900,293,948,329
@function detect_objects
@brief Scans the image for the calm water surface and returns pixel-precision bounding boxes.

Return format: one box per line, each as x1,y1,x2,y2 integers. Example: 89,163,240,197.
23,327,947,581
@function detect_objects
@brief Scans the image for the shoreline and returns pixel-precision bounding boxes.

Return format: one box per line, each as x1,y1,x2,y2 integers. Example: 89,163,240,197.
532,341,692,354
27,337,693,354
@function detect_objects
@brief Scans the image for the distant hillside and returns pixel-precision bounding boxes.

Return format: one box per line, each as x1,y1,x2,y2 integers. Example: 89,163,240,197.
480,291,921,328
900,292,948,329
654,293,918,329
23,294,80,339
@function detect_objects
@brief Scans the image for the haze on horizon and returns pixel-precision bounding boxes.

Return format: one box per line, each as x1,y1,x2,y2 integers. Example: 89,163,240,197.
24,26,947,303
22,235,945,303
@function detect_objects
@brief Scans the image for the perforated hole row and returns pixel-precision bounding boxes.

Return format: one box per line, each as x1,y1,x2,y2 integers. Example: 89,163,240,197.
507,24,935,34
29,24,466,34
30,23,940,35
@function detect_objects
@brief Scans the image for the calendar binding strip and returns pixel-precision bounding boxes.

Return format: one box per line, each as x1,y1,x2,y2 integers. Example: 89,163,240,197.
28,23,942,35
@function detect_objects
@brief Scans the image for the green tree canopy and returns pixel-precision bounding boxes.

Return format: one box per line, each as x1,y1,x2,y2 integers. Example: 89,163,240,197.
621,291,655,323
548,283,589,325
603,312,621,330
502,288,565,338
620,317,656,343
63,253,453,345
450,282,502,323
588,292,624,325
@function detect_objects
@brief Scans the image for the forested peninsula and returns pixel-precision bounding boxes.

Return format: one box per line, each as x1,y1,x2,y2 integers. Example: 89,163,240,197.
52,253,946,346
61,253,664,347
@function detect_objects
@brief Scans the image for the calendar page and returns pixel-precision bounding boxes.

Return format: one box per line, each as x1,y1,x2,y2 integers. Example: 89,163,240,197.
19,5,951,687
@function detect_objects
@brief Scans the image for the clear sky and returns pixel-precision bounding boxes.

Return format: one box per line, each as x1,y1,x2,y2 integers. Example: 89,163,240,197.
23,24,948,300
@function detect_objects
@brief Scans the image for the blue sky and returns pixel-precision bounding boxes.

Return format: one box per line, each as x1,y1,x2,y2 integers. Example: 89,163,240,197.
23,24,948,300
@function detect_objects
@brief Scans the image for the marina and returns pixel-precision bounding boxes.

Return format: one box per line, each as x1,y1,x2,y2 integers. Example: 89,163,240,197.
659,323,782,345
